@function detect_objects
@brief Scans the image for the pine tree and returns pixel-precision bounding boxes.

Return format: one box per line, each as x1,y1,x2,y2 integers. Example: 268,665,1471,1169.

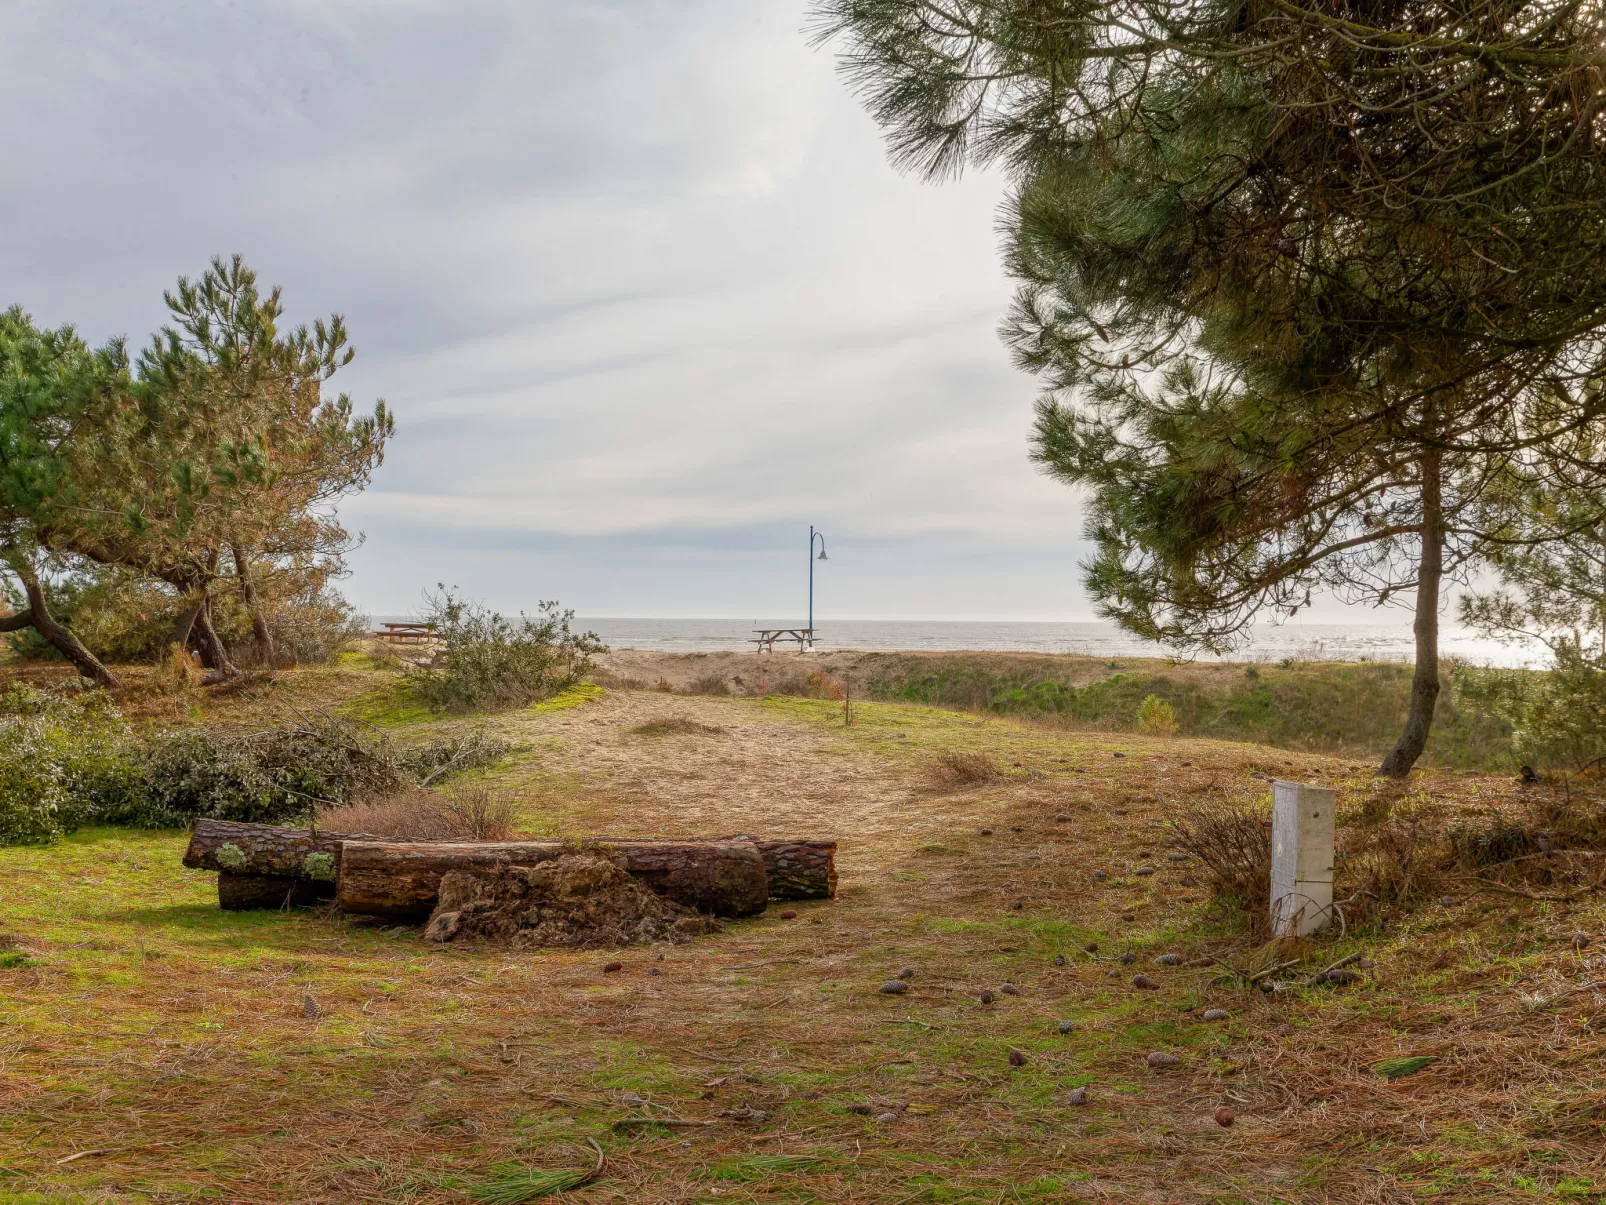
817,0,1606,774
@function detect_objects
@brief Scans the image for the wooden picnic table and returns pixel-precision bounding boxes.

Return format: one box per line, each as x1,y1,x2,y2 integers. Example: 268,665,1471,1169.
751,627,816,653
374,622,441,647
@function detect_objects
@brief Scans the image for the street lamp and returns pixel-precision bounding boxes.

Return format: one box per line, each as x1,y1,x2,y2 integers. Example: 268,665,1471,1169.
809,525,828,641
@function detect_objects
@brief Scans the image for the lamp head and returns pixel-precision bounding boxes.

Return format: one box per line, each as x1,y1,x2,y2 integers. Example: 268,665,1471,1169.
818,549,828,561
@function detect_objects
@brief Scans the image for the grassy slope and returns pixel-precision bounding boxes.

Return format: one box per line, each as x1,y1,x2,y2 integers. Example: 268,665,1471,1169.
0,667,1601,1204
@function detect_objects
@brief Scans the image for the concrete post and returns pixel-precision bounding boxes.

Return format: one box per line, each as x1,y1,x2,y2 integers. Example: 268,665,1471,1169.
1271,780,1336,937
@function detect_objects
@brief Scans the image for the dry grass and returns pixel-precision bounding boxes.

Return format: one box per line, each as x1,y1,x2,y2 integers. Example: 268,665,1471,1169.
319,782,519,840
926,747,1001,789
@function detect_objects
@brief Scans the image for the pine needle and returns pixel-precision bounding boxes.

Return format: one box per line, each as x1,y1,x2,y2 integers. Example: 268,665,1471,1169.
467,1167,590,1203
1373,1055,1436,1080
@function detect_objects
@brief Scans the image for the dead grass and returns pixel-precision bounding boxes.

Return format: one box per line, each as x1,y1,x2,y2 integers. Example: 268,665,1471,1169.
926,747,1001,789
319,782,519,840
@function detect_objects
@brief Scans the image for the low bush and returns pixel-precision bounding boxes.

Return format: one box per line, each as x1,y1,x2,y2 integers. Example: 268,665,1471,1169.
407,589,605,713
1135,693,1179,736
0,686,137,844
0,687,514,842
686,672,730,696
1171,797,1271,907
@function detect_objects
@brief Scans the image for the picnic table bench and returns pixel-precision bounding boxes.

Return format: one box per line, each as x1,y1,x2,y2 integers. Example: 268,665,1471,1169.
374,622,441,647
751,627,816,653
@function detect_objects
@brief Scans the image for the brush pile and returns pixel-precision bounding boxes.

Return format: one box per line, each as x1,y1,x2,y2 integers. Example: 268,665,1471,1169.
424,853,720,948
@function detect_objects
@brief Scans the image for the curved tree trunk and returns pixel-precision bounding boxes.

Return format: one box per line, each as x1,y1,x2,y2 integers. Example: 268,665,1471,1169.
10,562,121,688
233,544,275,667
1379,451,1444,778
190,595,240,681
171,588,207,653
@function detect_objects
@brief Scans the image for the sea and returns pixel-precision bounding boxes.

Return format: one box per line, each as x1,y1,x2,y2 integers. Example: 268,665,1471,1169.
374,616,1540,667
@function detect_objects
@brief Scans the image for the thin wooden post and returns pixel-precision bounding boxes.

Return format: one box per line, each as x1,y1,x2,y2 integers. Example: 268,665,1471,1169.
1271,780,1336,937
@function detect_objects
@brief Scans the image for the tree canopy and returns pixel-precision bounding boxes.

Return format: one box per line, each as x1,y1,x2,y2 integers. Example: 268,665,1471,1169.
0,257,391,683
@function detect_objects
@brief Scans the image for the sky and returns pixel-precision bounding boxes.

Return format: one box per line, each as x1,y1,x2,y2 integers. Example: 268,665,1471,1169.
0,0,1378,626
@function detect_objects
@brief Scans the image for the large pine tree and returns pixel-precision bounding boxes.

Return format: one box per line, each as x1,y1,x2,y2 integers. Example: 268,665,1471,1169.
818,0,1606,773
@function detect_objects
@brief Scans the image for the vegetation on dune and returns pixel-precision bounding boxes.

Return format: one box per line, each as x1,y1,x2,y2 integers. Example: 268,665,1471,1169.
849,652,1515,767
405,588,605,715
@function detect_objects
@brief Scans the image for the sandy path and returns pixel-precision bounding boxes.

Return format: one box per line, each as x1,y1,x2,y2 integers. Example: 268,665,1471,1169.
491,690,989,879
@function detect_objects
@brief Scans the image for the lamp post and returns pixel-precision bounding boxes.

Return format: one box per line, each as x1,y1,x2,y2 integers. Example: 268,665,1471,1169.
808,526,828,643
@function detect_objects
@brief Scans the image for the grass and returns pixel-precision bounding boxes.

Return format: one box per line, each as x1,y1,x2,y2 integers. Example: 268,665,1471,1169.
0,658,1603,1201
847,651,1515,768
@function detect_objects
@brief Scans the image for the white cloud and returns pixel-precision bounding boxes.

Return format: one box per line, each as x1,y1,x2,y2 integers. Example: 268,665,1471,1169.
0,0,1092,618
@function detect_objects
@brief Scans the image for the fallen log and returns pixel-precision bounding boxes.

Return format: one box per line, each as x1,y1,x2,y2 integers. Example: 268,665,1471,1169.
184,820,837,901
184,818,361,881
337,839,769,919
218,873,336,911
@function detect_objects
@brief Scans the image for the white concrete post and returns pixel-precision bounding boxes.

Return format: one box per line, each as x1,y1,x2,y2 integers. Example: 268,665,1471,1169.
1271,780,1336,937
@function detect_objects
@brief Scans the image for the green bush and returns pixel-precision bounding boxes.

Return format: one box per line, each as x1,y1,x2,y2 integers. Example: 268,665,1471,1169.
112,712,425,829
1135,692,1179,735
0,686,136,844
1455,658,1606,775
0,686,514,841
407,589,605,713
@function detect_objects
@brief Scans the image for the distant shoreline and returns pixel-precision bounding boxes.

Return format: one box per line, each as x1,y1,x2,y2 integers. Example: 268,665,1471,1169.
370,615,1539,668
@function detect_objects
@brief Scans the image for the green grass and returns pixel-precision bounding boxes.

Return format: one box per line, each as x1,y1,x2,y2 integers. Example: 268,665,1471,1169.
850,653,1514,768
345,678,603,728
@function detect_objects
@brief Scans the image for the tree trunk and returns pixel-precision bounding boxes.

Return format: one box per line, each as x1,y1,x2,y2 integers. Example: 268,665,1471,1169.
1379,450,1445,778
171,588,207,653
183,820,838,901
10,561,120,688
337,839,770,919
191,596,241,682
233,544,275,667
218,872,335,910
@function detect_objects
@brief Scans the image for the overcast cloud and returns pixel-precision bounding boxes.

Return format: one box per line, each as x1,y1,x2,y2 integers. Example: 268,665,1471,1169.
2,0,1105,621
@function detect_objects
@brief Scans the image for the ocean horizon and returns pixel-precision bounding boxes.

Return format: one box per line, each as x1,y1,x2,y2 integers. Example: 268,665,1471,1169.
371,615,1540,668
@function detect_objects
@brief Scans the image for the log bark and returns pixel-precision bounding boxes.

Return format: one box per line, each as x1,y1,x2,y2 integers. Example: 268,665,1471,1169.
184,820,838,901
608,835,837,900
218,872,336,910
337,839,769,919
184,818,372,880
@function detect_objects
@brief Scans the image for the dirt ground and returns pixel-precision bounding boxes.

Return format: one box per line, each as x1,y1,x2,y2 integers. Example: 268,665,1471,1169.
1,668,1602,1204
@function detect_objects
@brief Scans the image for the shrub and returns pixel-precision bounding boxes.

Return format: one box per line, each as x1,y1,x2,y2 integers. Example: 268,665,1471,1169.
687,673,730,696
1135,693,1180,736
1171,798,1271,906
112,712,410,828
407,588,606,713
1455,658,1606,776
0,686,136,844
